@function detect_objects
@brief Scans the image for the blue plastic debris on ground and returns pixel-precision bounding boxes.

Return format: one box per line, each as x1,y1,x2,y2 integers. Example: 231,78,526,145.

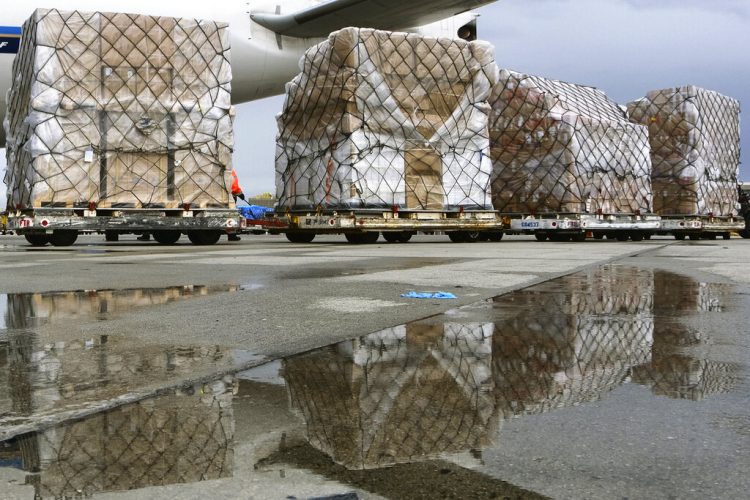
400,291,457,299
238,205,273,220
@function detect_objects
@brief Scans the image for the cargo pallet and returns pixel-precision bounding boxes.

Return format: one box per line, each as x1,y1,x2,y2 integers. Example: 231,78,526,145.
6,206,241,246
254,208,671,244
256,208,506,243
657,215,746,240
505,212,662,242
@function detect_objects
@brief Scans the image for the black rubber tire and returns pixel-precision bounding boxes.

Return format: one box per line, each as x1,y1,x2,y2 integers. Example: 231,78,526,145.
740,218,750,238
702,233,717,240
383,232,401,243
104,231,119,242
571,233,587,242
486,231,504,242
187,231,222,246
722,232,731,240
549,233,572,242
50,230,78,247
534,233,548,242
345,232,379,244
24,233,50,246
674,233,686,240
615,233,629,242
644,234,652,240
688,234,700,241
448,232,467,243
630,232,644,242
397,232,414,243
593,233,605,240
285,232,316,243
152,230,181,245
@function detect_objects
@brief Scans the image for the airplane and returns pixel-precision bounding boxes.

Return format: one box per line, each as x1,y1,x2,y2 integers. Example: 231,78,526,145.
0,0,498,142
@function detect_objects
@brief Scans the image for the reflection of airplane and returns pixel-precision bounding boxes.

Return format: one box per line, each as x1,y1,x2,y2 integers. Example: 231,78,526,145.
0,0,498,140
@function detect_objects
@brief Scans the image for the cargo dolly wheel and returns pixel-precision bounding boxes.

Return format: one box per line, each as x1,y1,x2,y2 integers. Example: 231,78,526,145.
383,231,414,243
345,232,380,244
187,231,222,246
104,231,119,242
448,231,480,243
24,233,51,246
49,230,78,247
285,232,316,243
534,233,548,242
153,230,182,245
674,233,686,240
484,231,504,242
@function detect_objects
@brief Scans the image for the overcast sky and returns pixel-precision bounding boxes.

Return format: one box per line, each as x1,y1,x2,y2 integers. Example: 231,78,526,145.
2,0,748,206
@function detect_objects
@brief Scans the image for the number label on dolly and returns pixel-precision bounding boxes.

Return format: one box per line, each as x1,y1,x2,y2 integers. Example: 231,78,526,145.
18,218,33,228
521,221,540,228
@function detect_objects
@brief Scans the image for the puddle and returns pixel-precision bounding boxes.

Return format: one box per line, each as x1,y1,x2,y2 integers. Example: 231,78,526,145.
0,285,241,332
0,267,747,499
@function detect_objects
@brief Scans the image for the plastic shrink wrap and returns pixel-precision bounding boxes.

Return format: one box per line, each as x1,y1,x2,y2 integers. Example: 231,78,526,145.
489,69,653,214
627,86,740,216
275,27,498,211
3,9,234,209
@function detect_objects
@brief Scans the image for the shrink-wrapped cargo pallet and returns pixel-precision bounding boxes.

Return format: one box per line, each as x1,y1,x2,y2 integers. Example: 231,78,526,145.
3,9,234,209
275,27,498,211
489,69,653,214
627,86,740,216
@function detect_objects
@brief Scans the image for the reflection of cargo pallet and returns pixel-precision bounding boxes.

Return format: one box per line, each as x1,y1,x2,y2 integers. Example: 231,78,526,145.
7,207,241,246
658,215,745,240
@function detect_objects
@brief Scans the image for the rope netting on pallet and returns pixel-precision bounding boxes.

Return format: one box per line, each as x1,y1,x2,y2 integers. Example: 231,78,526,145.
3,9,234,209
627,86,741,216
283,323,496,469
15,383,234,498
489,69,653,215
275,27,499,211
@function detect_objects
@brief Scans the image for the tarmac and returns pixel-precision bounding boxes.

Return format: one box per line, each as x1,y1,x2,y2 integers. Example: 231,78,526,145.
0,232,748,499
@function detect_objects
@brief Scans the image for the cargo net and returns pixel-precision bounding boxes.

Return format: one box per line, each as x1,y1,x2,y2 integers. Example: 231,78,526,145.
3,9,234,209
491,267,655,417
275,27,498,211
283,323,496,469
15,382,235,498
489,68,653,214
627,86,741,216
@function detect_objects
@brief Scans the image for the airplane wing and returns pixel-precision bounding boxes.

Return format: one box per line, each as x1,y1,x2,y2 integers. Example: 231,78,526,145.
251,0,497,38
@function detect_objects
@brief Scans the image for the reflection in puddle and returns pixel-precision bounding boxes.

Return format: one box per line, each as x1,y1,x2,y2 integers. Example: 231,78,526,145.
0,267,744,498
0,285,241,331
284,323,496,469
0,285,251,438
3,379,235,498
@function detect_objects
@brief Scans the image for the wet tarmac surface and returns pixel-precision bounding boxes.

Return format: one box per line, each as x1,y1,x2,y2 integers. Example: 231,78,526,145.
0,265,747,499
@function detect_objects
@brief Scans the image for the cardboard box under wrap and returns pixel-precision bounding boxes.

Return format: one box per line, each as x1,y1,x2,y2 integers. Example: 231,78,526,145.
627,86,741,216
3,9,234,208
489,69,653,214
275,28,498,210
